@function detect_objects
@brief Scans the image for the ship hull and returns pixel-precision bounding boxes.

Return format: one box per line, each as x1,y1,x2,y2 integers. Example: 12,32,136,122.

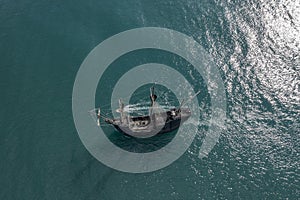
106,108,191,138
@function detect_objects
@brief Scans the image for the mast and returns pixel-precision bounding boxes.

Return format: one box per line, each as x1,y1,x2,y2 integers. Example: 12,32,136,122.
119,99,127,124
149,86,157,128
97,108,101,126
150,86,157,106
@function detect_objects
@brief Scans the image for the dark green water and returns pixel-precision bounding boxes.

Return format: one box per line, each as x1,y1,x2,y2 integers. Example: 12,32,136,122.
1,0,299,199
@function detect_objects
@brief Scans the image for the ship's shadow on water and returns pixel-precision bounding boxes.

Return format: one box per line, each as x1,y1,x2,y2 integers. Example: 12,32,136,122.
102,126,178,153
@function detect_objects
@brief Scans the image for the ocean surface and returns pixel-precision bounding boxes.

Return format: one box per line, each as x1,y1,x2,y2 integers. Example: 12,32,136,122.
1,0,299,199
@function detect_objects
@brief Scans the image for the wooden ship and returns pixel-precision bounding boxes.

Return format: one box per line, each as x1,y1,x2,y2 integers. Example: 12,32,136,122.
92,86,199,138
